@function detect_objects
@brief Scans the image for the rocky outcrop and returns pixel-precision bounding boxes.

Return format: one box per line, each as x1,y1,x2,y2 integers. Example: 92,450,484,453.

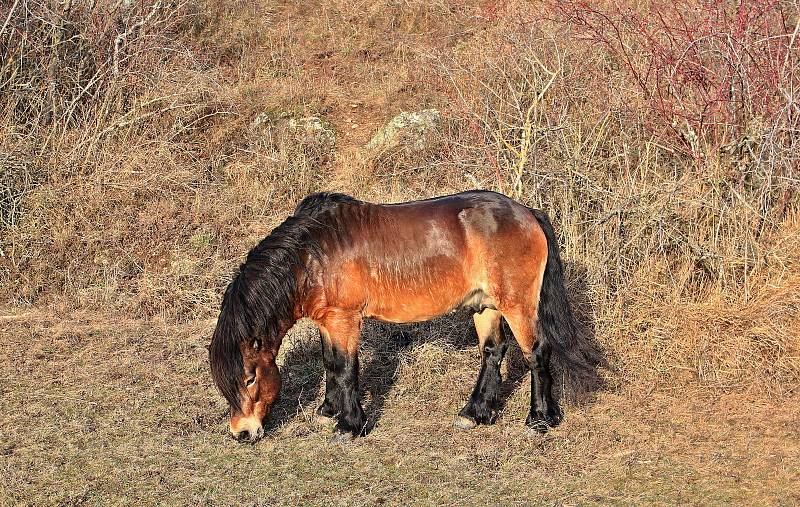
365,109,441,156
288,116,336,150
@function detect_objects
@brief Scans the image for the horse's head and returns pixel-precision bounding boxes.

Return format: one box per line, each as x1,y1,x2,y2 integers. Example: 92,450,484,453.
209,313,283,442
210,212,316,442
227,337,281,441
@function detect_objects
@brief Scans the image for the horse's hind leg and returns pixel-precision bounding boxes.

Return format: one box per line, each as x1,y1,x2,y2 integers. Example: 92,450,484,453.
502,310,562,433
454,309,509,430
316,313,366,438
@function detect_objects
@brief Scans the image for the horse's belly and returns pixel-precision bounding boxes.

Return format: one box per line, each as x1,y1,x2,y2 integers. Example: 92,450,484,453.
363,271,470,323
365,294,462,323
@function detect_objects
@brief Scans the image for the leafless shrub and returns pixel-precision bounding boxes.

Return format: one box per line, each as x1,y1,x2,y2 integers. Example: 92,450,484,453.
1,1,187,142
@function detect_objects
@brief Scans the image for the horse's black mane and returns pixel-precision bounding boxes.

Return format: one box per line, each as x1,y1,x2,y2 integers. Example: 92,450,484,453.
293,192,359,216
209,193,360,411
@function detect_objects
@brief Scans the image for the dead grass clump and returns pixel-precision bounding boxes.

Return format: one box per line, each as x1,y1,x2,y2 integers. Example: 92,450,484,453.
0,152,35,233
0,1,338,318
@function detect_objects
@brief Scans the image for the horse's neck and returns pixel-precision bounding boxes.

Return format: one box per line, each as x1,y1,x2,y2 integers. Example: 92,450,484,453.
293,260,326,320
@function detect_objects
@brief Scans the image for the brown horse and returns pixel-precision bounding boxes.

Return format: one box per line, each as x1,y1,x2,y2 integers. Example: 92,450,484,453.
209,190,587,441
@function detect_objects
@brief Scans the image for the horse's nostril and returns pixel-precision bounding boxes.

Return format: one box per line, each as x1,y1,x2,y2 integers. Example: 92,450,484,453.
237,429,250,441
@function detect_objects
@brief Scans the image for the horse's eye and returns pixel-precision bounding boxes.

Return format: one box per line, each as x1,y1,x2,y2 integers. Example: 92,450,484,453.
245,376,256,387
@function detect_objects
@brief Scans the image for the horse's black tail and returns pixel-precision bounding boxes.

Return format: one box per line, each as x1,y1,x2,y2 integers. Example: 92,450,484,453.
530,208,596,392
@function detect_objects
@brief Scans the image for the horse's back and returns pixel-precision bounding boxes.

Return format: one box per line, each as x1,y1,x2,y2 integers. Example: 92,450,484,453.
316,191,549,322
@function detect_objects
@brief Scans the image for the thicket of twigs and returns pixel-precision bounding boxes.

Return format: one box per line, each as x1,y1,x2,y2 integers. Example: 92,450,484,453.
437,1,800,390
2,0,798,391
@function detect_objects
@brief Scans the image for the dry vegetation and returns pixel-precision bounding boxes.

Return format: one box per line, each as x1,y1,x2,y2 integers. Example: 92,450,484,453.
2,315,798,505
1,0,799,504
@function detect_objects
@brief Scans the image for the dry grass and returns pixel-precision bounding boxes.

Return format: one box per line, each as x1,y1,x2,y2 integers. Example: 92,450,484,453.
1,314,798,505
1,0,799,503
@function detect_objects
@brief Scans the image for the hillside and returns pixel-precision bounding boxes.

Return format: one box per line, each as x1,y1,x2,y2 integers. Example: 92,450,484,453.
1,1,799,504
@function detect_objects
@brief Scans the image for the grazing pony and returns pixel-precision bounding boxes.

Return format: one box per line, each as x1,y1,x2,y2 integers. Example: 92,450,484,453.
209,191,586,441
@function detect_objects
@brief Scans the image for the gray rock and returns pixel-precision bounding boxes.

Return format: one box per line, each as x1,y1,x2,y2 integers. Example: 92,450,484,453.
366,109,441,154
288,116,336,149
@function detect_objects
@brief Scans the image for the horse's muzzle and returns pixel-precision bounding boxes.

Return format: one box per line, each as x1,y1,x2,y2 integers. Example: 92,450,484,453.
230,415,266,442
233,426,264,442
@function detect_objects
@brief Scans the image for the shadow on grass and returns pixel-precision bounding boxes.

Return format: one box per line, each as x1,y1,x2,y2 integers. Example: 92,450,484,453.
266,259,608,434
264,333,324,433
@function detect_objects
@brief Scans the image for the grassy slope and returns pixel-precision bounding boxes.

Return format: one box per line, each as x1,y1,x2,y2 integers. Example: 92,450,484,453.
1,315,798,505
1,0,799,504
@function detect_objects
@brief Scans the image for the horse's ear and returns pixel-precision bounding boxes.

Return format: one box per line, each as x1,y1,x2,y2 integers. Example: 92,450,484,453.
252,338,261,351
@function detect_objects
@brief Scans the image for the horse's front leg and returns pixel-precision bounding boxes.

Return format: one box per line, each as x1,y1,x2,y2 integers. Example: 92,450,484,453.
317,311,366,438
316,330,342,421
455,309,509,429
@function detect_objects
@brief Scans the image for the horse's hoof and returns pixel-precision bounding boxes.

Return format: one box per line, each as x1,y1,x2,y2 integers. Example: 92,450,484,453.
525,419,551,435
329,431,355,444
525,411,558,434
525,407,561,434
453,415,477,430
